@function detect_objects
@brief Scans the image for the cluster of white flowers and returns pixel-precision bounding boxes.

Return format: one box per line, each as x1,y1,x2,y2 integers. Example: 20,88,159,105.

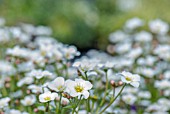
106,17,170,113
1,18,139,114
1,16,170,114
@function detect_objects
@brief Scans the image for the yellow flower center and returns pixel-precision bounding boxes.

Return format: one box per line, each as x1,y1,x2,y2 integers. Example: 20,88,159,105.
41,51,46,56
26,100,32,105
74,84,84,92
44,96,51,101
125,77,132,81
57,85,63,91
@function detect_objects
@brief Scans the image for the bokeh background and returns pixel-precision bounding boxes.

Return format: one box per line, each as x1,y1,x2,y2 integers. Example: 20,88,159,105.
0,0,170,51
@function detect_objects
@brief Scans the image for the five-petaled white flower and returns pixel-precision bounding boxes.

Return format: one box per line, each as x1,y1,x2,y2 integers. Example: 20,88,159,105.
48,77,66,92
120,71,140,88
39,91,58,103
66,79,93,99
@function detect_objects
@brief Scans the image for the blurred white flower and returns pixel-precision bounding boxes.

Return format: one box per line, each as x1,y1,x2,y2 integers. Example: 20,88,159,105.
125,18,144,30
34,26,52,36
115,42,132,54
136,67,156,78
21,95,36,106
127,47,143,59
109,30,129,43
5,109,22,114
116,0,140,12
164,71,170,79
28,84,43,93
17,77,34,87
155,80,170,90
135,31,152,42
17,61,35,72
122,94,137,105
0,97,10,109
138,91,151,99
27,69,53,79
149,19,169,35
6,46,31,58
0,61,16,76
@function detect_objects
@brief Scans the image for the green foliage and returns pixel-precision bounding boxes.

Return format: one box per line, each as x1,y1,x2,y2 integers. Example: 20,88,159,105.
0,0,170,49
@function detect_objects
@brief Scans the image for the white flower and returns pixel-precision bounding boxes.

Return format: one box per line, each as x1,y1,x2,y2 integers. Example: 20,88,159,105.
66,79,93,99
136,67,156,78
21,95,36,106
155,80,170,90
39,91,58,103
34,26,52,36
135,31,152,42
17,77,34,87
120,71,140,88
62,45,80,60
109,30,128,43
6,46,31,58
27,69,53,79
149,19,169,35
122,94,137,105
0,97,10,109
164,71,170,79
127,47,143,59
115,42,132,54
5,109,22,114
124,17,144,30
0,61,16,76
28,84,43,94
48,77,66,92
138,91,151,99
73,60,97,71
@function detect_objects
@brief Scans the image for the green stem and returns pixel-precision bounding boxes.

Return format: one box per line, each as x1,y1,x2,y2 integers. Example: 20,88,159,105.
86,98,90,112
91,100,95,114
58,92,62,113
72,96,82,114
96,72,108,112
45,102,49,112
28,106,32,113
99,84,126,114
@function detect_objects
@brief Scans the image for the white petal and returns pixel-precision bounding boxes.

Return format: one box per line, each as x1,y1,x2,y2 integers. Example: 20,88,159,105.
54,77,65,86
133,74,140,81
51,93,58,100
84,81,93,90
48,83,58,92
70,90,79,97
82,91,89,99
130,82,139,88
39,94,46,103
122,71,132,77
75,78,84,83
65,80,75,89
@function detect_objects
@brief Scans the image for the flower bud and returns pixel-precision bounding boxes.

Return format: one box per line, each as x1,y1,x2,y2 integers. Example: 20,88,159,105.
5,83,10,88
118,81,123,86
110,80,115,87
34,108,39,112
26,90,31,94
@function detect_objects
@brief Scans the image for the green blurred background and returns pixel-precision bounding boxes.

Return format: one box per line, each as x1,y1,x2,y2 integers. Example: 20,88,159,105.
0,0,170,51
